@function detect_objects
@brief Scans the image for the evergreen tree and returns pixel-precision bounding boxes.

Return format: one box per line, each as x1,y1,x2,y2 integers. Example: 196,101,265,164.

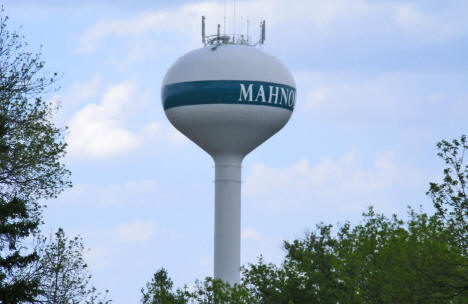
34,229,111,304
0,10,70,302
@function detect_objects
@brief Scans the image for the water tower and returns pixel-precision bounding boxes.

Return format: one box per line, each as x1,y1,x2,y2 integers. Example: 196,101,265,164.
161,17,295,285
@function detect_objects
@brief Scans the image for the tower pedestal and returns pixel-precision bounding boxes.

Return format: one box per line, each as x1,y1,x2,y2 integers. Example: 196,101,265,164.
213,153,243,285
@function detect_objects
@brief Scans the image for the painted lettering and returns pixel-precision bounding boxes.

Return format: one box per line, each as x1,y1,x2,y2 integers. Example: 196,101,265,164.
238,82,294,109
288,90,295,107
255,85,266,102
280,87,289,105
238,83,253,102
268,86,279,104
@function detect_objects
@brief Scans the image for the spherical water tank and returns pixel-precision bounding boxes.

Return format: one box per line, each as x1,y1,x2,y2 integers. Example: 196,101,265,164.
162,44,295,156
162,43,295,285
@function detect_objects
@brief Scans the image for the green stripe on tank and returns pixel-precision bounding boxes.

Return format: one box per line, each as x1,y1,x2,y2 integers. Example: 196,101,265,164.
162,80,296,111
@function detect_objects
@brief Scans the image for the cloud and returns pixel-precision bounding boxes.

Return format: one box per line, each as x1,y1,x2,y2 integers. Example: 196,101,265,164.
66,81,146,158
76,0,374,55
77,0,468,58
142,121,162,140
67,73,103,103
116,220,156,242
298,72,399,116
77,1,224,54
295,70,452,128
51,73,102,106
395,4,463,42
305,86,329,110
241,227,261,240
84,246,112,271
55,179,159,206
49,73,103,124
63,74,191,159
245,147,421,213
428,93,444,104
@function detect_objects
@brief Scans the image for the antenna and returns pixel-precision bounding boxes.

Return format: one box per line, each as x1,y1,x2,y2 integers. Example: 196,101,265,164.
202,16,206,45
201,14,265,48
246,18,250,44
260,20,266,45
162,27,296,284
233,0,236,36
223,0,226,36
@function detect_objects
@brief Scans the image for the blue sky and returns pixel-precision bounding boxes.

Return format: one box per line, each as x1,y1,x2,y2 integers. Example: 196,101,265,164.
4,0,468,303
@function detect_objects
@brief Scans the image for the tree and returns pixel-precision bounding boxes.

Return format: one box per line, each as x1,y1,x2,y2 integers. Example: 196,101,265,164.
141,268,188,304
141,269,253,304
0,197,41,303
34,228,111,304
0,9,71,301
427,134,468,254
241,256,285,304
0,11,70,202
142,135,468,303
190,278,253,304
241,208,468,304
426,134,468,298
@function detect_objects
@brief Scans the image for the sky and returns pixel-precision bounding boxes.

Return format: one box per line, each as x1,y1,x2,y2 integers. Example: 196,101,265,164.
3,0,468,302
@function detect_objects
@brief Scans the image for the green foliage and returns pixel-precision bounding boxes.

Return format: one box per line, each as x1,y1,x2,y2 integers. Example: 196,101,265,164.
0,197,41,303
241,207,468,303
34,228,111,304
0,9,71,302
190,277,253,304
141,269,254,304
0,10,70,202
427,135,468,254
141,268,189,304
142,135,468,303
241,256,285,303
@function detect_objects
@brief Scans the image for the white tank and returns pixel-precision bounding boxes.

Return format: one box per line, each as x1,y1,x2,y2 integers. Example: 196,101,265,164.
162,41,295,285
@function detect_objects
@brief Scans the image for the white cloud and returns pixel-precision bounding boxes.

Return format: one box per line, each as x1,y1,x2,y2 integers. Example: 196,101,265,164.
245,147,421,213
241,227,261,240
50,73,102,107
77,2,224,54
49,73,103,125
56,179,159,206
295,71,435,125
84,246,112,271
68,73,103,103
141,120,188,145
63,75,190,159
67,81,145,158
395,4,461,41
76,0,374,55
167,126,190,146
77,0,468,66
116,220,156,242
305,87,329,110
428,93,444,104
142,121,162,140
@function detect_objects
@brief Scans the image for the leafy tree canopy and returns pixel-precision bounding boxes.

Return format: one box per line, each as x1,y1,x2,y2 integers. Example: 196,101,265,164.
33,228,111,304
0,11,70,202
142,135,468,304
0,9,71,302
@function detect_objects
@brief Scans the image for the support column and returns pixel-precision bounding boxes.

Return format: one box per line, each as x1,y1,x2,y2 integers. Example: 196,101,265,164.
213,153,243,285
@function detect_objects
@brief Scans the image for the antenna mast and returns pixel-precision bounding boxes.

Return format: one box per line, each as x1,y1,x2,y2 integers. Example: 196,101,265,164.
246,18,250,44
201,14,266,47
223,0,226,36
233,0,236,36
260,20,266,44
202,16,206,44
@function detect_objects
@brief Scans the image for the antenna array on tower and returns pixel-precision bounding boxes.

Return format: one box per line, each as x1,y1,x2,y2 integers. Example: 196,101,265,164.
201,16,266,47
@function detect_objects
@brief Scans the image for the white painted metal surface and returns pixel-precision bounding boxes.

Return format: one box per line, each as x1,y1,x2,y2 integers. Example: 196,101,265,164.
162,45,295,87
162,43,295,285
